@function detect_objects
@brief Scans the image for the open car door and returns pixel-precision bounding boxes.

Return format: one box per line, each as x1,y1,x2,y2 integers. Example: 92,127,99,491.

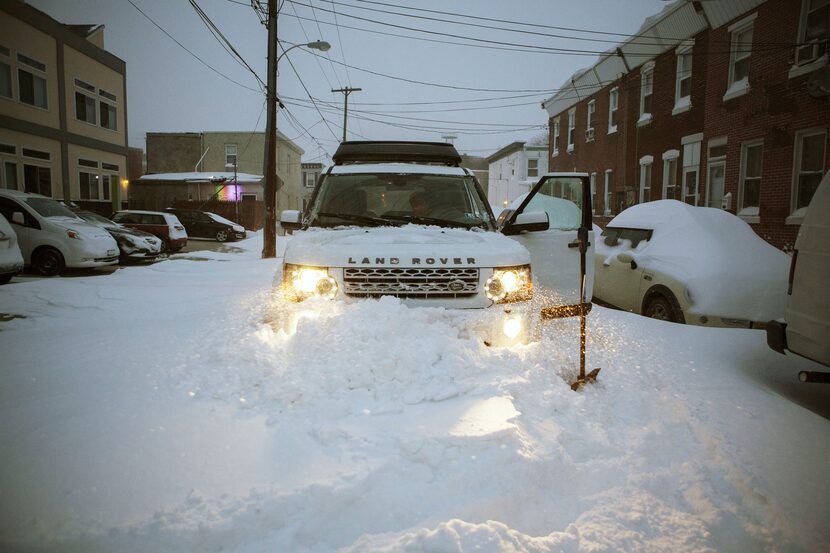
500,173,594,311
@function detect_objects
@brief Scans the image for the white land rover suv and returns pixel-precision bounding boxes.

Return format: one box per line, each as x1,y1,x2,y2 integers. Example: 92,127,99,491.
279,141,594,346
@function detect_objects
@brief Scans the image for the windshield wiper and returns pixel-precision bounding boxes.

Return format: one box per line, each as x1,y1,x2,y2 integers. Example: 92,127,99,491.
315,212,395,227
381,214,481,229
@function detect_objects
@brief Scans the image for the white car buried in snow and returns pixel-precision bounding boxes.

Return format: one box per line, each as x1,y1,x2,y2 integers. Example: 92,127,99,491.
278,141,595,346
594,199,789,328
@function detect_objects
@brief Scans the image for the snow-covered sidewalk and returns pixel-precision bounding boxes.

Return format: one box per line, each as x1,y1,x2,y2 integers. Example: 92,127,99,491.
1,235,827,552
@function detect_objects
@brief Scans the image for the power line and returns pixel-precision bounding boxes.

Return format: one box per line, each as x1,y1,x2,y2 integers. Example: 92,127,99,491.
278,42,341,141
124,0,262,93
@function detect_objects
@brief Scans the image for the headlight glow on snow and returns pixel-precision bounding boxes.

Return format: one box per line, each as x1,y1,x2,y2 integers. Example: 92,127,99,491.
502,316,522,339
486,265,532,303
283,264,338,300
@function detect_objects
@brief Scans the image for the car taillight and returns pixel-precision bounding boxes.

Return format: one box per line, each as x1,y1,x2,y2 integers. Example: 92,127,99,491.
174,225,184,231
788,249,798,295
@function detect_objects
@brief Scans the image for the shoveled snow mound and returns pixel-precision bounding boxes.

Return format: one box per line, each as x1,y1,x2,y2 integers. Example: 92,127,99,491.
0,233,827,552
598,200,789,321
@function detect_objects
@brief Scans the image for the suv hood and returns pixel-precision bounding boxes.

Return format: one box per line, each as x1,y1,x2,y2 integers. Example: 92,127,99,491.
284,226,530,268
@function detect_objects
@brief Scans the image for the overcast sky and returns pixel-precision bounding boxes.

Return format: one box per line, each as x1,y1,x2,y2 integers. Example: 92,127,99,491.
29,0,665,163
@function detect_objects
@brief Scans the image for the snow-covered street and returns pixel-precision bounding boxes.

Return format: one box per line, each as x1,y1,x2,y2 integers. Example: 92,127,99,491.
1,234,828,552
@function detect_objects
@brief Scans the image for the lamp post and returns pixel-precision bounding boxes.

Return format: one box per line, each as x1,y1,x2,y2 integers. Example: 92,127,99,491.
261,15,331,258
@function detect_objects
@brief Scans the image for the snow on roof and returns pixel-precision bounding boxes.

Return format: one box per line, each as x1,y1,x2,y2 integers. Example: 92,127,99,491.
330,163,468,176
139,172,263,182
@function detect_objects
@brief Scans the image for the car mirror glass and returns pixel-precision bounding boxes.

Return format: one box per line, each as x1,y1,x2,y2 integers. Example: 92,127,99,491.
11,212,25,225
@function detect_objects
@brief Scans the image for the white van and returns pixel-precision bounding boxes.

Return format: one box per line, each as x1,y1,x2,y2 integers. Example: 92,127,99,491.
767,170,830,376
0,189,119,276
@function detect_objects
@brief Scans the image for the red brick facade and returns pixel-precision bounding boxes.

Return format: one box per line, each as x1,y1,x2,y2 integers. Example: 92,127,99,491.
548,0,830,250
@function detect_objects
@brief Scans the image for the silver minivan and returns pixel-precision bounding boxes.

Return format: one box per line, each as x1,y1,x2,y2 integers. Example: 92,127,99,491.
767,171,830,378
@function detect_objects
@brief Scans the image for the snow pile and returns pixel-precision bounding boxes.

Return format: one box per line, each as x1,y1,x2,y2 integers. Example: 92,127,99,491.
598,200,789,321
0,233,828,552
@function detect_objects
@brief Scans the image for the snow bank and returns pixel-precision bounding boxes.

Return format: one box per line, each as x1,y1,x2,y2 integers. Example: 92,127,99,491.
599,200,789,321
0,233,827,552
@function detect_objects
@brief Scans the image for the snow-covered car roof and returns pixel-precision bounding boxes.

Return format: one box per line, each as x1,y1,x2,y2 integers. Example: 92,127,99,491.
329,163,469,176
599,200,789,321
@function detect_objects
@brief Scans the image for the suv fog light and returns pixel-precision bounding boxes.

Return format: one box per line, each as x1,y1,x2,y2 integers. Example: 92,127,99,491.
315,275,338,299
503,317,522,339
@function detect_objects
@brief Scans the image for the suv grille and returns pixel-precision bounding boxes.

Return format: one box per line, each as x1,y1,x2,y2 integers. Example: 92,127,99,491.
343,267,479,298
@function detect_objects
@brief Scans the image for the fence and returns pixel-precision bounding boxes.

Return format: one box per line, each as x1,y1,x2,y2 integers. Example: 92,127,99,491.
171,199,264,230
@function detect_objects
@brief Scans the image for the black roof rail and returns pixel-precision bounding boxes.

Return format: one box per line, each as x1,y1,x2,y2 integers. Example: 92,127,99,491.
332,141,462,166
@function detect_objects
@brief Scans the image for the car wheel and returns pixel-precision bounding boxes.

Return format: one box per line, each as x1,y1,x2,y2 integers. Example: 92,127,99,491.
644,295,679,323
159,239,170,254
215,229,229,242
0,274,12,285
33,247,65,277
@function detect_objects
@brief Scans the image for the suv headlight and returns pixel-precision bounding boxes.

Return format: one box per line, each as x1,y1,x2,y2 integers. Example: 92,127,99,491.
283,263,338,301
485,265,532,303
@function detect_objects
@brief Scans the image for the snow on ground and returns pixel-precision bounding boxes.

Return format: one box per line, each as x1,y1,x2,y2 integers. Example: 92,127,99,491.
0,234,828,553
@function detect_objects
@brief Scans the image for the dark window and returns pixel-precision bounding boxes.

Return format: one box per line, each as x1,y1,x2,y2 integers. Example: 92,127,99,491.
78,158,98,168
0,143,15,155
76,91,97,124
99,89,116,102
22,148,50,161
100,102,116,130
0,61,11,99
23,164,51,196
102,162,119,171
18,68,47,109
601,227,653,249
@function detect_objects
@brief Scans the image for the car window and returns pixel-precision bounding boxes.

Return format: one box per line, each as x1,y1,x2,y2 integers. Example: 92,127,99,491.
0,197,33,226
142,214,165,225
113,212,139,224
520,177,583,230
601,227,652,248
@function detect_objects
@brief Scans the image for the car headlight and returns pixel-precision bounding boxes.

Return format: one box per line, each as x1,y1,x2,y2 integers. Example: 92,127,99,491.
283,263,338,301
485,265,532,303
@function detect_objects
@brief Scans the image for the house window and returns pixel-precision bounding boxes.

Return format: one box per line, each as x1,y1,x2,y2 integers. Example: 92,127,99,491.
552,118,560,155
792,130,826,216
567,108,575,151
796,0,829,65
706,138,727,208
0,45,11,99
639,156,653,204
639,62,654,125
225,144,238,168
100,100,117,130
528,158,538,178
604,170,613,215
304,171,317,187
3,161,18,190
682,140,701,205
662,150,679,200
608,88,618,133
739,141,763,218
675,44,693,113
17,53,47,109
590,172,597,214
726,15,755,99
586,100,595,141
75,79,97,125
23,164,51,196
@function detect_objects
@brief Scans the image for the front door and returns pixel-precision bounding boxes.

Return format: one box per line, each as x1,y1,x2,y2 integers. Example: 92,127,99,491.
503,174,594,308
707,161,725,208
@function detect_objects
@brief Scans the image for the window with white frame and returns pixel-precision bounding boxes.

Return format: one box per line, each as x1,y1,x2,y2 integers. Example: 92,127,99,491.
639,155,653,204
675,44,693,113
586,100,595,141
590,172,597,213
0,143,18,191
21,148,52,196
739,141,763,217
792,130,826,216
304,171,318,187
608,87,619,133
639,62,654,124
78,158,118,200
567,108,575,151
99,90,117,131
682,139,701,205
0,45,11,100
662,150,679,200
706,138,728,208
17,52,47,109
225,144,238,168
726,16,754,99
604,170,613,215
552,118,560,155
796,0,829,66
527,158,539,178
74,79,97,125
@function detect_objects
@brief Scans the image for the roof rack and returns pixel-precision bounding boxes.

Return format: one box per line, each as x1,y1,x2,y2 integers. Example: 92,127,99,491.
332,141,462,166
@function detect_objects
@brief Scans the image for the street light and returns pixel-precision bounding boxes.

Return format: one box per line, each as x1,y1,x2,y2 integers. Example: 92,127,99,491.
262,37,331,259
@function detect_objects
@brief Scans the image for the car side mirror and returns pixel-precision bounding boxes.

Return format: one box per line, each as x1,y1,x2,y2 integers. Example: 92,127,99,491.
616,251,637,269
502,211,549,235
280,209,302,231
11,212,24,225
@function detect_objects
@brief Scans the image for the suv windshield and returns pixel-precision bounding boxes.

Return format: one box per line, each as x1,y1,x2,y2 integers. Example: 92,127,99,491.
25,197,80,219
308,172,495,230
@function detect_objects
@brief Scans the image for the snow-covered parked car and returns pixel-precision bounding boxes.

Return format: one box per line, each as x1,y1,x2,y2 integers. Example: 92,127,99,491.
165,208,246,242
111,210,188,253
278,141,594,346
0,189,119,276
72,210,163,263
0,213,24,284
594,200,789,328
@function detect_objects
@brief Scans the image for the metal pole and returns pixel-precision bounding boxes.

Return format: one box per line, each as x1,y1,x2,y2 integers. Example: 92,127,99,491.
262,0,277,258
332,87,361,142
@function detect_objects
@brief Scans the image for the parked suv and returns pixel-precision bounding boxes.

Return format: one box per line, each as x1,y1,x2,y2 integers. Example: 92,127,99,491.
0,189,119,275
278,141,594,346
165,208,246,242
111,210,188,252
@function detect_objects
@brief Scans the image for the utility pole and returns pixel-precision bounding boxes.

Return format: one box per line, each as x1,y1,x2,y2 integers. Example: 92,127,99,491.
261,0,278,258
331,87,361,142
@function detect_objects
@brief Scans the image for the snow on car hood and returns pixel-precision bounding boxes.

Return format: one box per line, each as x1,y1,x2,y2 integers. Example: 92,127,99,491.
48,216,115,241
284,225,530,268
598,200,789,321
